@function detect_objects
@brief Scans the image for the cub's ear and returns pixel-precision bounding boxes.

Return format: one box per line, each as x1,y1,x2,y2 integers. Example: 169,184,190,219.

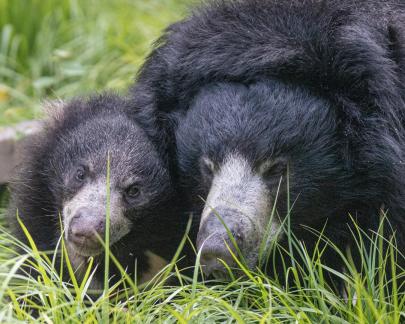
42,99,66,129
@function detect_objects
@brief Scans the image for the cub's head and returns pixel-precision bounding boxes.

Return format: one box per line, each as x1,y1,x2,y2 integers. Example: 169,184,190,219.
43,95,172,257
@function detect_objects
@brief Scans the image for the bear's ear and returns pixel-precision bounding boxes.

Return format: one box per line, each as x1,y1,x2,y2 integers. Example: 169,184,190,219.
42,99,66,129
387,16,405,85
326,19,405,130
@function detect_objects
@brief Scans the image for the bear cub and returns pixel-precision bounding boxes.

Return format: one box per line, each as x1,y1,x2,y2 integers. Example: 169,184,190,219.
7,93,192,289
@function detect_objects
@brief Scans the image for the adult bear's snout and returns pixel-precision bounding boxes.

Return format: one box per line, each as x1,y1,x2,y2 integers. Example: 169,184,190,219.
197,208,244,278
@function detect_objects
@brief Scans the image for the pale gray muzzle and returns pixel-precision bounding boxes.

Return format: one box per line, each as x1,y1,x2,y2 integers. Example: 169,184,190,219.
197,154,281,278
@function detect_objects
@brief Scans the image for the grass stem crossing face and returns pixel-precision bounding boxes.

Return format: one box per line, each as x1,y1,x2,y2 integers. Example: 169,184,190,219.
197,153,280,276
56,114,168,259
63,176,132,257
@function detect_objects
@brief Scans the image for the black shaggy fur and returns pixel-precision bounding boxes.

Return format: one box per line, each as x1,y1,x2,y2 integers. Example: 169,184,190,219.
7,94,192,287
131,0,405,280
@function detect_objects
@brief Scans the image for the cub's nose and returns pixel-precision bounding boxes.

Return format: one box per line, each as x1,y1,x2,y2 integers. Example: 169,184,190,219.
68,207,105,246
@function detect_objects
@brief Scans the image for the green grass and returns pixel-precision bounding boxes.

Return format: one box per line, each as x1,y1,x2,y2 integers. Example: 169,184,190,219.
0,0,189,126
1,181,404,322
1,184,404,323
0,165,404,322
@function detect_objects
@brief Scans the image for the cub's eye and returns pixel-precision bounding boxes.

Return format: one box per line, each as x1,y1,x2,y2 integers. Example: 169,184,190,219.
75,167,86,182
125,185,140,199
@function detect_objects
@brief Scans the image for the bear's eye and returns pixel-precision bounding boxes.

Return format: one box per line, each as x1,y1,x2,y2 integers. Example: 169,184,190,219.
125,185,140,199
200,156,217,177
75,167,86,182
258,158,287,179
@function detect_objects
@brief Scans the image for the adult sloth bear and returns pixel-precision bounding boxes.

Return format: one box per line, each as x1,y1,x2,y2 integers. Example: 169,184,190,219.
7,94,191,288
132,0,405,280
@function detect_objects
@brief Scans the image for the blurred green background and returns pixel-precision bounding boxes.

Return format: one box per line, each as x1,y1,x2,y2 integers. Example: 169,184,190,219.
0,0,189,126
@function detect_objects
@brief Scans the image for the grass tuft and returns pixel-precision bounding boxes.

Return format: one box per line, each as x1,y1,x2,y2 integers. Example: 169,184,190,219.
0,204,403,322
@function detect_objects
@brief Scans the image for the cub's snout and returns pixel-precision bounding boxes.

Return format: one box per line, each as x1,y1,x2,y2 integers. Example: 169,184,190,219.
68,207,106,253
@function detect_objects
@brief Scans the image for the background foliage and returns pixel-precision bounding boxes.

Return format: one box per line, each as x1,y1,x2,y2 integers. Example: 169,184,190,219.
0,0,189,126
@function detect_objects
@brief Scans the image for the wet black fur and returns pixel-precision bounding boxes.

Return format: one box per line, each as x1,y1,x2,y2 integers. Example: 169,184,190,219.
132,0,405,282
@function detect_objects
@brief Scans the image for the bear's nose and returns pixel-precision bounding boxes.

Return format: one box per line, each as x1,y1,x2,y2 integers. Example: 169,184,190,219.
68,208,105,246
198,210,243,279
199,241,236,279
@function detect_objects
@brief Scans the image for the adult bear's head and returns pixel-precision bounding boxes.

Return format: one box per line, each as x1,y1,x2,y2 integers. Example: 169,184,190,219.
176,81,353,279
